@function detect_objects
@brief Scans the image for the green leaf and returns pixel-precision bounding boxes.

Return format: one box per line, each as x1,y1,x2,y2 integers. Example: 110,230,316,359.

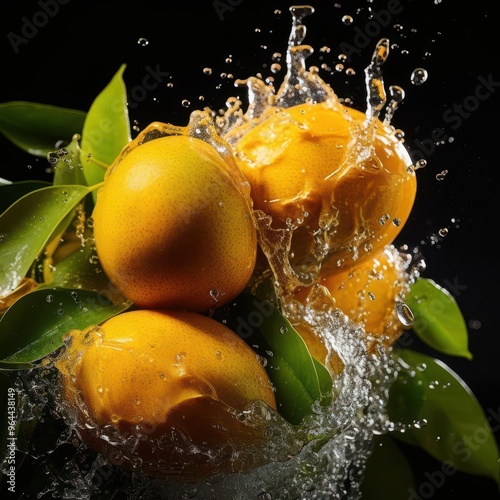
361,435,416,499
80,64,131,188
47,243,128,305
0,185,91,298
0,180,51,213
0,288,131,367
407,277,472,359
0,101,86,157
52,135,86,187
388,349,500,485
213,291,333,425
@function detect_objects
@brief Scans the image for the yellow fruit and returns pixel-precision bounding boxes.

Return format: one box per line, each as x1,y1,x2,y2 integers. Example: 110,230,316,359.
92,134,257,312
55,308,277,481
293,245,411,371
230,101,416,274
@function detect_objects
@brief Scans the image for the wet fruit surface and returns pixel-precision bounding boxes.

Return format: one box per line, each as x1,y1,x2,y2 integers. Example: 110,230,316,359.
92,134,257,312
231,101,417,274
55,309,277,480
292,245,412,371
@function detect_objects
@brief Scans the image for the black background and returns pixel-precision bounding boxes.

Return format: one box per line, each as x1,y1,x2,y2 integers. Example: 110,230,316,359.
1,0,499,498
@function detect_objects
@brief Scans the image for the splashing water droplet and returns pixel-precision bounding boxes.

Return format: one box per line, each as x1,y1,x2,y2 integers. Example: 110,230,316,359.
411,67,428,85
137,38,149,47
413,159,427,171
365,38,390,120
342,15,354,26
396,301,414,328
384,85,405,125
436,169,448,181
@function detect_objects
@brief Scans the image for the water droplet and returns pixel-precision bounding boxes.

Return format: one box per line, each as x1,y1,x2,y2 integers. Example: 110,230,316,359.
96,386,104,394
181,99,191,108
413,159,427,171
258,492,272,500
438,227,448,237
342,15,354,25
396,301,414,328
436,169,448,181
137,37,149,47
379,214,390,225
257,355,268,367
210,289,220,302
411,67,428,85
175,351,187,364
215,351,223,360
47,152,59,164
414,418,427,429
46,294,54,303
279,326,288,334
271,63,281,73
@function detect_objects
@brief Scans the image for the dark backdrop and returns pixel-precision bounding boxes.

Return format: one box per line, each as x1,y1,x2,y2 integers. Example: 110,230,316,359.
1,1,499,498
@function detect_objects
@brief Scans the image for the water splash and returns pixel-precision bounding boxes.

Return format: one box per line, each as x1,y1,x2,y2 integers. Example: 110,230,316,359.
3,5,424,499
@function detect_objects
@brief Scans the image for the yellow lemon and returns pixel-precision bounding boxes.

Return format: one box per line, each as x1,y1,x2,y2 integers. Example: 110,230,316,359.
55,308,277,481
92,134,257,312
230,101,416,274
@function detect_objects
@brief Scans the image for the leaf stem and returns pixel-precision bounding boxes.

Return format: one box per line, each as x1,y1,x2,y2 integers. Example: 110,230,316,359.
84,154,110,170
89,181,105,192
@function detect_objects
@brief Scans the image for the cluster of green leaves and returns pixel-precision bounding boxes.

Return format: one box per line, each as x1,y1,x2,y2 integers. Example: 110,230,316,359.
0,65,132,369
0,65,499,498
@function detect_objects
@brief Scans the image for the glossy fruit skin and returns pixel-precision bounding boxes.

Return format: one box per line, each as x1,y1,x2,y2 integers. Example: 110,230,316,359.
231,101,417,274
92,135,257,312
55,309,277,481
292,245,411,371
